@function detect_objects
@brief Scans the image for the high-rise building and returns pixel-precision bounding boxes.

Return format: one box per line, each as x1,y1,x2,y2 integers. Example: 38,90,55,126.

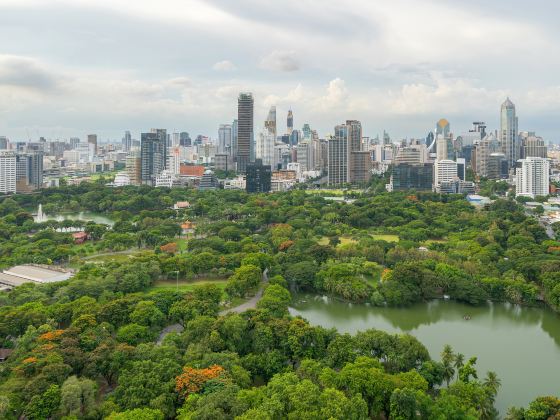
179,132,191,147
0,151,16,194
434,159,458,192
0,136,8,150
472,133,501,179
265,106,277,138
122,131,132,152
328,127,348,185
347,120,372,184
140,130,167,185
237,93,254,173
500,98,519,168
436,135,448,161
515,157,550,198
390,164,433,191
87,134,98,155
520,132,547,159
287,109,293,135
69,137,80,149
256,130,275,167
16,152,43,191
436,119,450,138
246,159,271,193
218,124,233,155
126,151,142,185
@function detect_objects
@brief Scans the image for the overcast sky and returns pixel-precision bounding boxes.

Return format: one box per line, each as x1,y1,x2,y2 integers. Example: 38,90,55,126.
1,0,560,142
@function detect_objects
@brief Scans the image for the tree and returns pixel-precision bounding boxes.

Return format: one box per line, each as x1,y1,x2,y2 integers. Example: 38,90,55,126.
107,408,165,420
59,376,97,418
441,344,455,387
257,284,291,317
458,357,478,383
116,323,154,345
175,365,227,399
24,384,61,420
130,301,166,328
225,264,261,298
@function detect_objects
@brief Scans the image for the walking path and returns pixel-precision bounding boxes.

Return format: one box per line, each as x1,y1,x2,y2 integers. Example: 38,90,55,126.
156,268,268,345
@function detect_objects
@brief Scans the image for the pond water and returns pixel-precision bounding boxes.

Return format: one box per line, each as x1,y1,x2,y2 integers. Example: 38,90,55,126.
289,294,560,416
33,211,114,226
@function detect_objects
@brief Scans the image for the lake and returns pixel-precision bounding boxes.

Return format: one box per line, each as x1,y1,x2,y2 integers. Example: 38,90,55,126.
289,294,560,416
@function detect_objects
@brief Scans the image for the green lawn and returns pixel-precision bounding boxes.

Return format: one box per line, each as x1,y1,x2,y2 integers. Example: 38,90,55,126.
175,238,189,252
317,236,358,247
370,234,400,243
150,278,228,293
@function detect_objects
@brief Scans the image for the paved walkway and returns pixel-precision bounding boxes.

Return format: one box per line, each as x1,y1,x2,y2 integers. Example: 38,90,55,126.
156,268,268,345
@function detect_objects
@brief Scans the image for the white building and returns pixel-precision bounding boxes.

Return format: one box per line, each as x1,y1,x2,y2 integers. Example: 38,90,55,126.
113,172,131,187
218,124,233,155
434,159,458,192
155,170,175,188
515,157,550,198
0,151,16,194
256,130,275,167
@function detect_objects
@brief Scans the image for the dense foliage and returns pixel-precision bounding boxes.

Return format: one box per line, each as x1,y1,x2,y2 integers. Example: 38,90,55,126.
0,183,559,418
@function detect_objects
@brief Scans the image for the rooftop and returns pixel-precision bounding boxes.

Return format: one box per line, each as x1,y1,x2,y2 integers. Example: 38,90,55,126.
3,265,74,284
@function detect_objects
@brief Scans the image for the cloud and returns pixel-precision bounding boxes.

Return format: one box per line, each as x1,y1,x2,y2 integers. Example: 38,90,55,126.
0,55,58,90
259,50,300,72
212,60,236,71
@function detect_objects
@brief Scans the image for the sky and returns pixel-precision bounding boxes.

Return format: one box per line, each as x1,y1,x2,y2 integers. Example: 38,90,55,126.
1,0,560,143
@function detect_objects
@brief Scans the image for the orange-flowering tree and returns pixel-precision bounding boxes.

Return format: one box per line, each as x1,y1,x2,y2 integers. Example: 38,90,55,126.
175,365,226,399
160,242,178,254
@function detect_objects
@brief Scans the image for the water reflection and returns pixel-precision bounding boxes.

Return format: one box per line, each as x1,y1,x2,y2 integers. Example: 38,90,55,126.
289,293,560,415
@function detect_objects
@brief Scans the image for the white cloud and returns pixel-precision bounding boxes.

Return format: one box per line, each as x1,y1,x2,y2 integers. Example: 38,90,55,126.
212,60,236,71
259,50,300,72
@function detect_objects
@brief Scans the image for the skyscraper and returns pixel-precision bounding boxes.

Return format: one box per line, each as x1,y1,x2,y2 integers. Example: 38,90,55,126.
256,130,275,167
15,152,43,191
500,98,519,168
265,106,277,138
515,157,550,198
520,132,547,159
287,109,293,135
328,125,348,185
179,132,191,147
0,151,16,194
246,159,271,193
87,134,97,155
122,131,132,152
237,93,254,173
218,124,233,155
141,129,167,185
0,136,7,150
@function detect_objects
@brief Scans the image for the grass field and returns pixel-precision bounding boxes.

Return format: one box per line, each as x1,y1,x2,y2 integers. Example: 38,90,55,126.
150,278,228,293
317,236,358,246
305,189,362,196
370,234,400,242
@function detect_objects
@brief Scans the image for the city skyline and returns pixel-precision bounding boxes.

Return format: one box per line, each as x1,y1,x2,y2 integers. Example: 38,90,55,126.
1,1,560,142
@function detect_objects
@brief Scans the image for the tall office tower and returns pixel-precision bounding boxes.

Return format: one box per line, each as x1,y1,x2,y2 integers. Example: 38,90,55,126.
179,132,191,147
472,133,501,178
287,109,293,135
0,151,16,194
434,159,458,191
232,120,238,159
256,130,275,167
70,137,80,149
265,106,277,138
436,135,448,161
140,130,167,185
171,132,180,148
520,132,547,158
0,136,7,150
289,130,300,146
122,131,132,152
302,124,311,140
390,164,433,191
500,98,519,168
15,152,43,192
515,157,550,198
246,159,271,193
218,124,233,155
436,119,450,138
126,151,142,185
328,125,348,185
237,93,254,173
87,134,98,154
345,119,370,184
296,141,315,172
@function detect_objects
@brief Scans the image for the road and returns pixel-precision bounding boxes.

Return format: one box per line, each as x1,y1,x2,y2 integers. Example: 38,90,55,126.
156,268,268,345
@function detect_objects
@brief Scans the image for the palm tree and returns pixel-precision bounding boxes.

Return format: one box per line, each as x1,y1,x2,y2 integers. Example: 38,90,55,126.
441,344,455,386
453,353,465,380
483,371,501,399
